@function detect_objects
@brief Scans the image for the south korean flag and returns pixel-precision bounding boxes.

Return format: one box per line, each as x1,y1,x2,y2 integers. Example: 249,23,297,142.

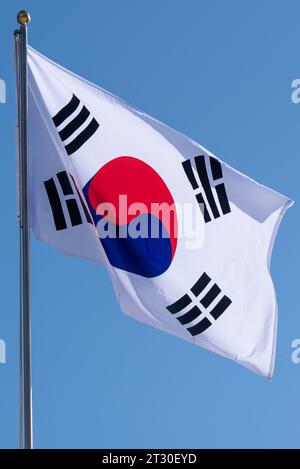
28,46,293,378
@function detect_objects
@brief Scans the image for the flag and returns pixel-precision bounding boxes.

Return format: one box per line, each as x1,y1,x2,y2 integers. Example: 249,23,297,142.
27,46,293,378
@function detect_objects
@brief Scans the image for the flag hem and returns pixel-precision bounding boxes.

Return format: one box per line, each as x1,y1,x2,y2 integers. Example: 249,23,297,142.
266,197,294,379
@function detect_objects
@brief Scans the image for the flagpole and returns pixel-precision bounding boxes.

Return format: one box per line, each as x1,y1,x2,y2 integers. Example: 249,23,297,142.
15,10,33,450
14,26,23,450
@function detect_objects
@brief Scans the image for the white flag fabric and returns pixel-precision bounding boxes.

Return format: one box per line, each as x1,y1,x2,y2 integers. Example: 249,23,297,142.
27,46,293,378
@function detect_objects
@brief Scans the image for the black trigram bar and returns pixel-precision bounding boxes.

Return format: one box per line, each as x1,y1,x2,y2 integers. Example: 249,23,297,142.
209,157,231,215
52,95,80,127
177,305,202,325
182,155,231,223
166,272,232,337
187,317,212,336
195,156,220,219
190,272,211,297
44,178,67,231
210,295,232,320
52,94,99,156
166,294,192,314
196,193,211,223
44,171,93,231
200,283,221,308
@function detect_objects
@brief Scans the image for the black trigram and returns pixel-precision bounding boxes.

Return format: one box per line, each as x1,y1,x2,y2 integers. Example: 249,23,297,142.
44,171,93,231
52,94,99,155
182,155,231,223
166,272,232,336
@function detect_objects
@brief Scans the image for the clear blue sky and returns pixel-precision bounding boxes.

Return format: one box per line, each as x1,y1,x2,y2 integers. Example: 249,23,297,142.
0,0,299,449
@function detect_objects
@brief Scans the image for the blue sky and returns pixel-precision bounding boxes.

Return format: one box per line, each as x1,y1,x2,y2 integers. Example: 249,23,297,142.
0,0,299,448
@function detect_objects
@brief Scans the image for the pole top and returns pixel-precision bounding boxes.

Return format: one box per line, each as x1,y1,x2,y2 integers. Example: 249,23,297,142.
17,10,31,25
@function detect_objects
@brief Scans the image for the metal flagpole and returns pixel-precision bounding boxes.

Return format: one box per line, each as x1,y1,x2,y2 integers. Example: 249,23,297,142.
14,10,33,449
14,25,23,451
